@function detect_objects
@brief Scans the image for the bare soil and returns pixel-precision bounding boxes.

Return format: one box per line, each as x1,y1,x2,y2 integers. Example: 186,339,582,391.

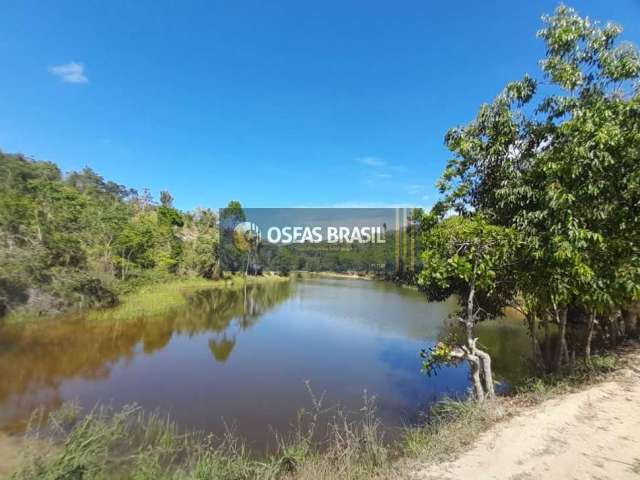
408,353,640,480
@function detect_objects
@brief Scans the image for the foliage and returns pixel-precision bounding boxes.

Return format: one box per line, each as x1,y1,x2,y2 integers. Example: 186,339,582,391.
420,340,455,377
419,215,518,307
87,274,289,322
0,152,221,318
421,4,640,375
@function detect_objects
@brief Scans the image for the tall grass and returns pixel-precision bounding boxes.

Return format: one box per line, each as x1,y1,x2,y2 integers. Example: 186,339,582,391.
88,274,289,322
400,397,509,463
9,351,632,479
11,390,391,480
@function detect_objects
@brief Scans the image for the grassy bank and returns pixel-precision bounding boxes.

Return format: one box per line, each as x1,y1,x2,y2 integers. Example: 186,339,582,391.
4,274,290,325
88,274,290,322
302,272,374,280
7,345,636,480
10,393,390,480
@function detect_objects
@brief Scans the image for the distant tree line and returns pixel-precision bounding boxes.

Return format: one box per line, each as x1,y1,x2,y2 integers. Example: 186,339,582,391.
252,228,421,279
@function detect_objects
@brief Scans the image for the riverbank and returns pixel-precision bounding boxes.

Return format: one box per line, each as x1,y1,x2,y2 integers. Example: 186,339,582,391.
88,273,290,321
4,343,638,480
0,433,22,479
299,271,374,280
5,274,290,324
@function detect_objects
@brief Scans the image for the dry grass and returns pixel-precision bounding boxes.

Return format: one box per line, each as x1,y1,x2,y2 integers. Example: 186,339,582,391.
400,397,510,463
9,389,392,480
8,342,636,479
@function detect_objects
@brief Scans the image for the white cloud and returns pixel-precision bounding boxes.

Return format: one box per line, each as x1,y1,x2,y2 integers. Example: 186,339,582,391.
49,62,88,84
357,156,386,168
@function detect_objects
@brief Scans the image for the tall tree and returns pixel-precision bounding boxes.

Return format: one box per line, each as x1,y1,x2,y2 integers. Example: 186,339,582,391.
419,215,517,400
431,5,640,369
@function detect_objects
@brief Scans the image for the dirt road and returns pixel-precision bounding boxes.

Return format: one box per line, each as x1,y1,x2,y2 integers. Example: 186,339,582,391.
409,359,640,480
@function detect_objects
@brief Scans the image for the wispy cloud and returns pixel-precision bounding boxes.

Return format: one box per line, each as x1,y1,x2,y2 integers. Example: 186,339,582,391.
357,156,386,168
355,155,430,206
49,62,88,84
357,156,393,188
405,184,426,195
372,172,392,179
295,201,423,208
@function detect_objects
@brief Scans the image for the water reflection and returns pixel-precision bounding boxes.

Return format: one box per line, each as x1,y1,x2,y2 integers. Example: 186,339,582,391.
0,281,292,430
187,282,293,362
0,278,533,446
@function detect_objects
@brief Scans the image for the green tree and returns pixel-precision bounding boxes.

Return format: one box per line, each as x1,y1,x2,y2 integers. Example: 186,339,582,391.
419,215,517,400
180,208,219,279
431,5,640,369
218,201,246,273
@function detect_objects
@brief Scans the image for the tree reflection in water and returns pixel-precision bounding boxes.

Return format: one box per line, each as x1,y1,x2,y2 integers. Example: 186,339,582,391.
0,280,293,430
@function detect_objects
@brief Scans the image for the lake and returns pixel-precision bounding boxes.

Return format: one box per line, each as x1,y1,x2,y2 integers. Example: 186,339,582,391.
0,277,533,449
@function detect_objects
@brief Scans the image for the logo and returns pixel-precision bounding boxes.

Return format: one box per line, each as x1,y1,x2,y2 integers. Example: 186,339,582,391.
219,208,420,274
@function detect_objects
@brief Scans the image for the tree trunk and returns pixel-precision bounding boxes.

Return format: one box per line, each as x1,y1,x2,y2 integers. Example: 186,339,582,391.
475,346,495,398
542,319,553,371
608,313,618,346
211,259,222,280
466,278,475,333
585,311,596,367
462,266,493,401
467,353,484,401
466,279,484,399
121,249,126,281
527,316,544,369
553,306,567,372
622,306,639,339
562,339,570,364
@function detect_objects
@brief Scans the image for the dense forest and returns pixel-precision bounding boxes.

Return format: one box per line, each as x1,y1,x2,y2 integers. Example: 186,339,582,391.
418,5,640,399
0,152,220,317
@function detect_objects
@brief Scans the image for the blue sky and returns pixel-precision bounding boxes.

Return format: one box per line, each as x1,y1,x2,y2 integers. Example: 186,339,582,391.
1,1,639,211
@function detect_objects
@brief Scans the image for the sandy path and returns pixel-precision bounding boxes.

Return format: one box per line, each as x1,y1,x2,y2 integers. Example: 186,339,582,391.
409,362,640,480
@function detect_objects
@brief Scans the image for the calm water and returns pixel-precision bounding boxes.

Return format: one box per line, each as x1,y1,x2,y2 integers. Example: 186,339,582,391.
0,277,533,447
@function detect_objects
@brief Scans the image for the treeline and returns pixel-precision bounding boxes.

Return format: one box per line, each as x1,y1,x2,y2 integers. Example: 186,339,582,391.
0,152,220,317
0,150,421,318
419,5,640,399
250,231,420,278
